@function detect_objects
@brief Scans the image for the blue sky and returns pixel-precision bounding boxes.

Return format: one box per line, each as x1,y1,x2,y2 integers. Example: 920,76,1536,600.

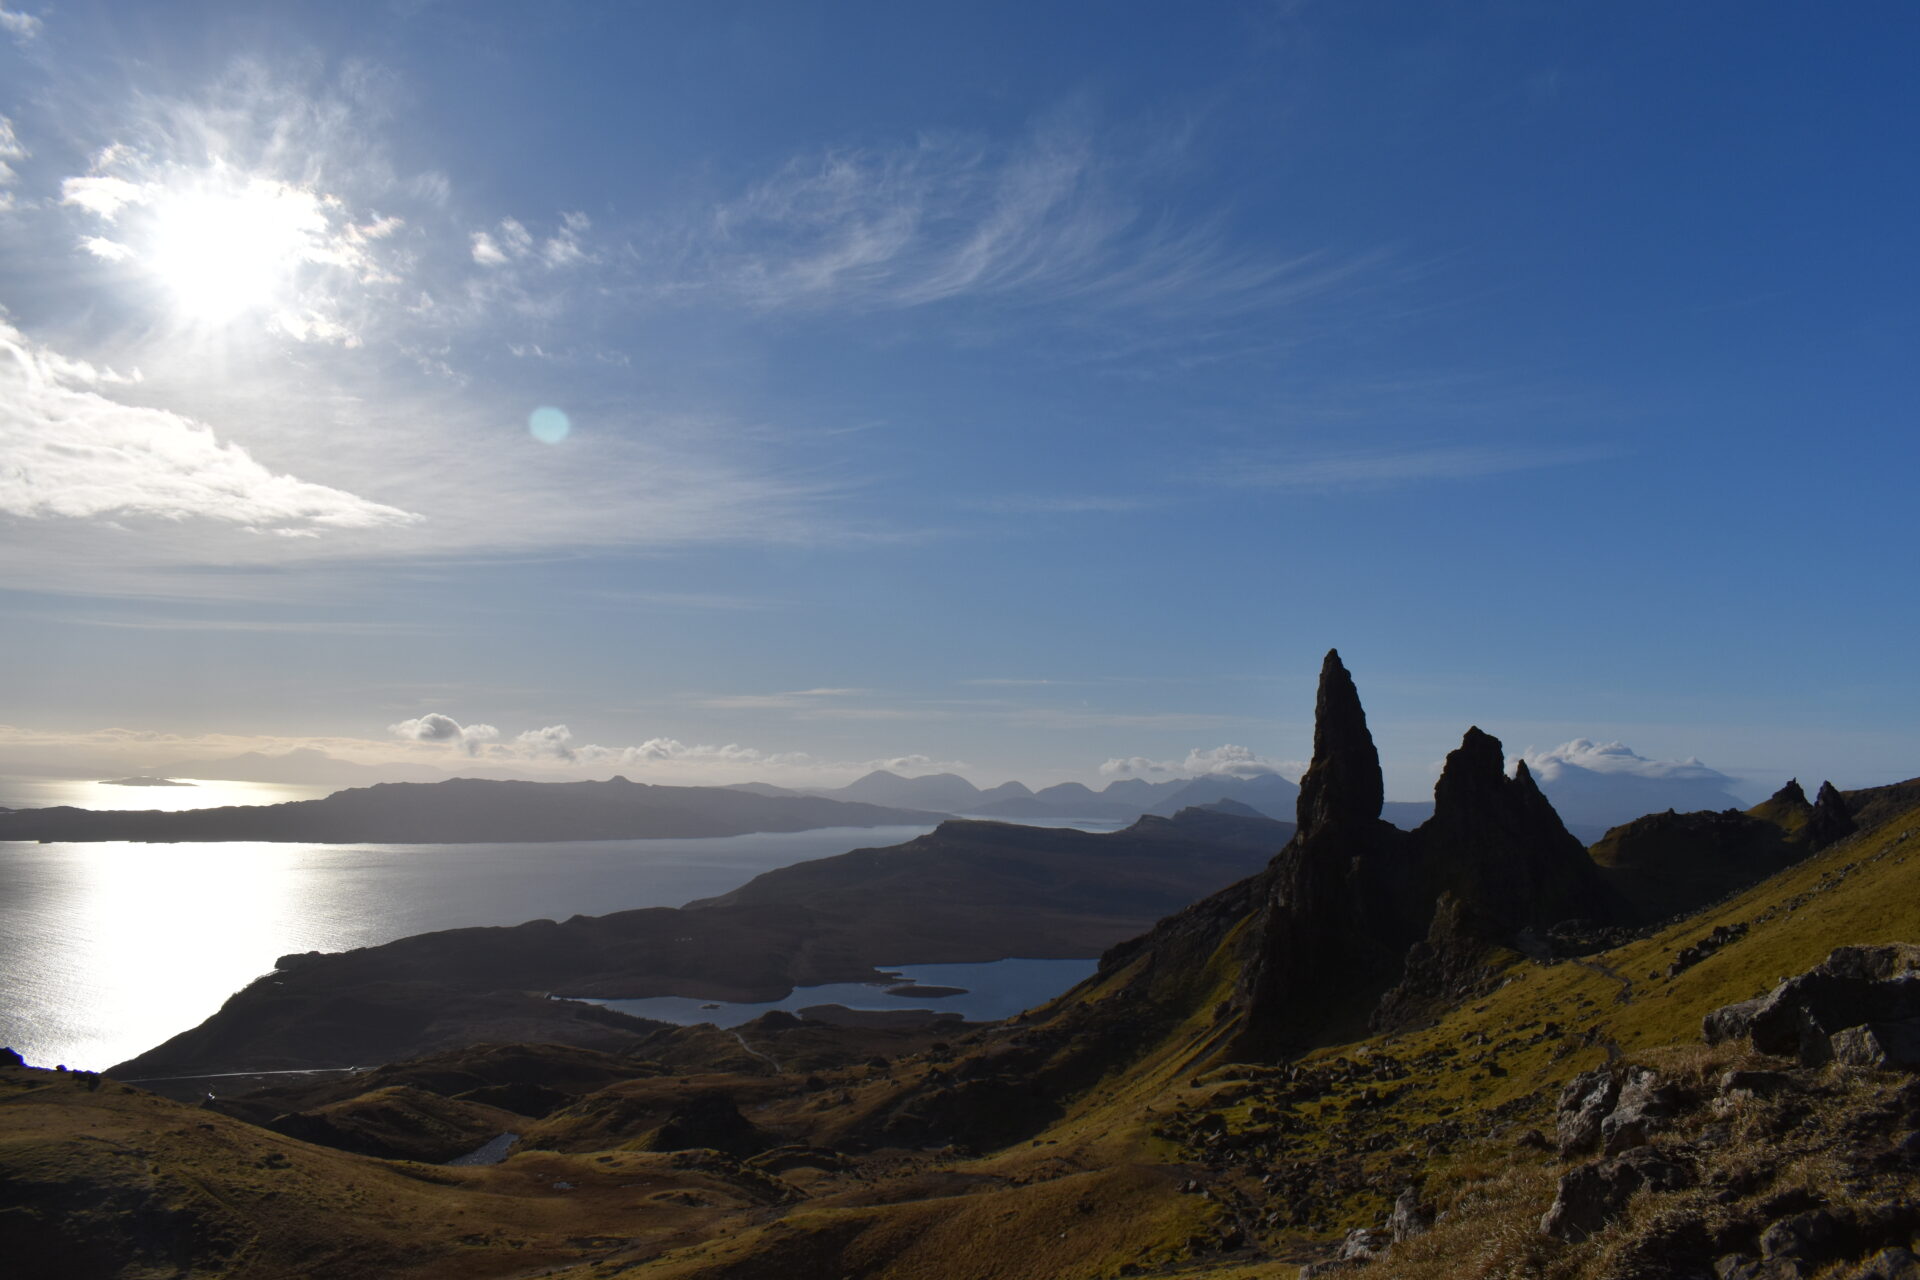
0,0,1916,799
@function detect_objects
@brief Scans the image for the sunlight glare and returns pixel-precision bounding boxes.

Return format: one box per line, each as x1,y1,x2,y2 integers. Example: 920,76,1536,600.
146,177,329,323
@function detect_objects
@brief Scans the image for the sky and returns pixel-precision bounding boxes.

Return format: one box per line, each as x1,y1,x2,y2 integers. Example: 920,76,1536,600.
1,0,1916,802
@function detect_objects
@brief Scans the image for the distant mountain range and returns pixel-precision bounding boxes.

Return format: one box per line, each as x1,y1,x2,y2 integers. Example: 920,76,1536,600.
731,760,1740,843
0,776,944,844
733,768,1307,824
148,748,450,786
80,748,1747,846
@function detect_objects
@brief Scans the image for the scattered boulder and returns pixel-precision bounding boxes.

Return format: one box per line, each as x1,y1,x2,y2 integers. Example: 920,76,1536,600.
1703,945,1920,1065
1849,1247,1920,1280
1338,1227,1392,1262
1298,1227,1393,1276
1388,1185,1433,1243
1758,1210,1843,1264
1718,1069,1794,1102
1830,1022,1920,1070
1601,1066,1684,1155
1540,1145,1692,1243
1705,998,1766,1047
1555,1068,1621,1156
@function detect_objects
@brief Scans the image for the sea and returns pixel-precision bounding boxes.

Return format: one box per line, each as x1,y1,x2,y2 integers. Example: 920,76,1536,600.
0,775,1125,1072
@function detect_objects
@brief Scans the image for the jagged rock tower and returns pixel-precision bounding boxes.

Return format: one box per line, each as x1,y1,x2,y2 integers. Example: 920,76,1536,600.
1807,781,1857,850
1226,650,1615,1060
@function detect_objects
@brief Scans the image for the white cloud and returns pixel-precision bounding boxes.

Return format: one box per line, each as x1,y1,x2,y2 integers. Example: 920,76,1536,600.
381,709,961,785
515,724,576,761
542,211,591,266
470,230,508,265
1519,739,1731,785
468,212,588,269
80,237,138,262
387,713,499,757
60,174,152,221
1099,744,1303,780
0,319,422,533
0,4,40,43
266,306,360,347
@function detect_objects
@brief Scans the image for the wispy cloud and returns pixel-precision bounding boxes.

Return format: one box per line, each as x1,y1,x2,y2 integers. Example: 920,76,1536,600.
1208,443,1612,491
0,115,24,210
961,677,1072,687
700,115,1380,326
0,319,422,534
691,688,872,711
470,211,593,269
971,493,1155,515
18,612,434,635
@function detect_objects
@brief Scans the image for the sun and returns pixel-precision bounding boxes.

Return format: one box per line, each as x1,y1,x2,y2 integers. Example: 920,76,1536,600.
144,176,330,323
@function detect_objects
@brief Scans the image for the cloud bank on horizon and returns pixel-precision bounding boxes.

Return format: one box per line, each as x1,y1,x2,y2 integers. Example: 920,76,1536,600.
1517,740,1751,832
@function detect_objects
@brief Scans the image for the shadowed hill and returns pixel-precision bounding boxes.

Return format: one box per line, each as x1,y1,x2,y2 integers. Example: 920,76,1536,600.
109,807,1290,1078
1584,777,1845,920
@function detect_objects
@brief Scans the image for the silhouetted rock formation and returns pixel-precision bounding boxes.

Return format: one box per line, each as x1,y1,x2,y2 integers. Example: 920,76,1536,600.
1100,650,1623,1062
1808,780,1858,850
1296,649,1384,832
1748,778,1814,830
1417,734,1608,937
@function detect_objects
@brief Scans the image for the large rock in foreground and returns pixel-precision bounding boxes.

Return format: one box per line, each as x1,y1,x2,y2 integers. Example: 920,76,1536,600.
1704,943,1920,1067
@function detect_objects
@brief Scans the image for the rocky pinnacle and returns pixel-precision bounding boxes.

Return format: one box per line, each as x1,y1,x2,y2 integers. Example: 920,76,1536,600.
1295,649,1385,832
1808,780,1857,850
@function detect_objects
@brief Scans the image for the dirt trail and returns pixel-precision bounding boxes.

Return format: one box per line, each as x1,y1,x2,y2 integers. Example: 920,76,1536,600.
1570,956,1636,1005
730,1030,782,1073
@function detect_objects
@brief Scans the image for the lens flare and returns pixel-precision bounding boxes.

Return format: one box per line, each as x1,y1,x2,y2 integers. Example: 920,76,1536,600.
528,406,571,444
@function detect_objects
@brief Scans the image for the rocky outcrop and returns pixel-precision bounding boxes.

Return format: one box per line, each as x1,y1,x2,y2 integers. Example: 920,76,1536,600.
1550,1063,1683,1158
1414,734,1616,938
1369,893,1506,1033
1748,778,1815,830
1704,943,1920,1066
1540,1144,1692,1243
1809,780,1860,850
